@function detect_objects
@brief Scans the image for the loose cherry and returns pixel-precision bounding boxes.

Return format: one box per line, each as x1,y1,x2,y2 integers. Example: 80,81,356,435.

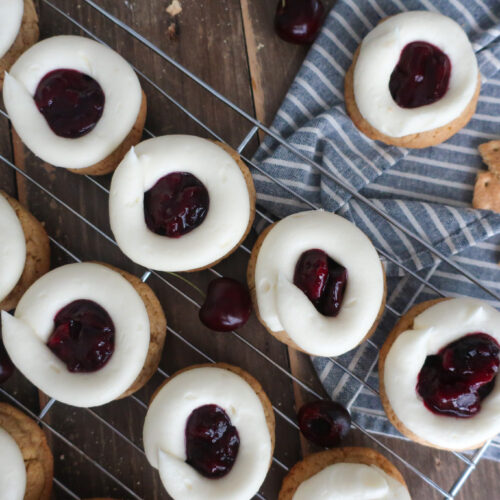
275,0,325,45
199,278,252,332
298,400,351,447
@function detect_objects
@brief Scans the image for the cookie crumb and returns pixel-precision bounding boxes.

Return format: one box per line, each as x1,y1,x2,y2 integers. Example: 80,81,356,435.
473,171,500,212
257,42,265,51
167,22,177,40
166,0,182,17
478,139,500,178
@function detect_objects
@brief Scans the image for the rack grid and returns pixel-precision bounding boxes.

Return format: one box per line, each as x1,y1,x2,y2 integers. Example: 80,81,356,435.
0,1,498,498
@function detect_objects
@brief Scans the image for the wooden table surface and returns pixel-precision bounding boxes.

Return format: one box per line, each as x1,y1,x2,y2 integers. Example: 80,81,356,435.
1,1,498,499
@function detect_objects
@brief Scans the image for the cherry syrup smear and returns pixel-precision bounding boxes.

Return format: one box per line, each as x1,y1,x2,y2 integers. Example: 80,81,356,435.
34,69,105,138
144,172,209,238
417,333,500,418
293,249,347,317
47,299,115,373
389,41,451,108
185,404,240,479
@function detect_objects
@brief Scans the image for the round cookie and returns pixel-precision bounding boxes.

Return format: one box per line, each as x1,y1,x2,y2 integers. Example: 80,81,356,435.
0,402,53,500
0,0,39,91
345,12,480,148
279,447,409,500
247,212,386,357
379,297,500,451
109,135,256,273
0,191,50,312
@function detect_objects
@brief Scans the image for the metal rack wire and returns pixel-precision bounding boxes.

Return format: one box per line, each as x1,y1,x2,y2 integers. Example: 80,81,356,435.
0,1,497,498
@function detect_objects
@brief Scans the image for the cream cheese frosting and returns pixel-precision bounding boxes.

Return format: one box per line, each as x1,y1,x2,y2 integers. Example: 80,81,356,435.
353,11,478,137
0,0,23,59
109,135,252,272
292,463,410,500
0,427,26,500
1,262,150,408
3,35,142,169
384,298,500,450
143,366,272,500
0,194,26,304
254,210,384,356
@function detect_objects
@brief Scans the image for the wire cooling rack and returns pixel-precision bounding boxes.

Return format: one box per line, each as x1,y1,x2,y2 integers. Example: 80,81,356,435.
0,1,498,499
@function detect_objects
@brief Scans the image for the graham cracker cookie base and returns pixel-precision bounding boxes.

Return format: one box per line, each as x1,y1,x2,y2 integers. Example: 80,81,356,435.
0,191,50,312
0,402,53,500
180,140,256,273
278,447,409,500
472,171,500,212
247,222,386,355
96,263,167,399
378,297,491,451
344,46,481,149
478,140,500,178
66,91,147,176
150,362,276,461
0,0,39,91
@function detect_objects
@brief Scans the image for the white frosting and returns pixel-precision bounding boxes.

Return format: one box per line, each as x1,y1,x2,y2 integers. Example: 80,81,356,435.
0,427,26,500
0,0,23,59
1,262,150,408
109,135,252,272
254,211,384,357
143,366,272,500
0,194,26,304
3,35,142,169
292,463,410,500
353,11,478,137
384,298,500,450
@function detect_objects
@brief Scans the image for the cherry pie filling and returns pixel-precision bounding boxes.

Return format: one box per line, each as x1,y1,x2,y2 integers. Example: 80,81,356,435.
46,299,115,373
389,41,451,109
416,333,500,418
34,69,105,138
143,171,209,238
293,249,347,317
185,404,240,479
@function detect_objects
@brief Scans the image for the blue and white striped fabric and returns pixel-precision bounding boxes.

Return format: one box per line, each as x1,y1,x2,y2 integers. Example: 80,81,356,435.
252,0,500,460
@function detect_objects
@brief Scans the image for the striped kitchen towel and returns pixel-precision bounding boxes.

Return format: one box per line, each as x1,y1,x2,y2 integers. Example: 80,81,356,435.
252,0,500,460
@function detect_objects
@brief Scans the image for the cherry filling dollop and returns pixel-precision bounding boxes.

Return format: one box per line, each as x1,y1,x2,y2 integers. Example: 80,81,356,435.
34,69,105,138
143,172,209,238
293,249,347,317
389,41,451,109
417,333,500,418
46,299,115,373
185,404,240,479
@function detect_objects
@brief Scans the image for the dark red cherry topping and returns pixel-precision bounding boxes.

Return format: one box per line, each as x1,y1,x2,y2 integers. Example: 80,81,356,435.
417,333,500,418
298,400,351,447
389,41,451,109
275,0,325,45
0,332,14,384
293,249,347,317
144,172,209,238
185,404,240,479
47,300,115,373
199,278,252,332
34,69,105,138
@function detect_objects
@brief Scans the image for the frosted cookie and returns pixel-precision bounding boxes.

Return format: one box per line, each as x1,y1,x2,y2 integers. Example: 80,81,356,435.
3,35,146,175
380,297,500,451
109,135,256,272
0,191,50,312
247,210,385,357
1,262,166,407
143,363,274,500
0,0,39,90
279,447,410,500
0,402,53,500
345,11,480,148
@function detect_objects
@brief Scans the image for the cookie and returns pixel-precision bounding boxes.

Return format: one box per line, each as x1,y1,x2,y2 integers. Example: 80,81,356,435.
279,447,408,500
0,191,50,312
0,0,39,91
472,171,500,213
0,402,53,500
478,139,500,178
